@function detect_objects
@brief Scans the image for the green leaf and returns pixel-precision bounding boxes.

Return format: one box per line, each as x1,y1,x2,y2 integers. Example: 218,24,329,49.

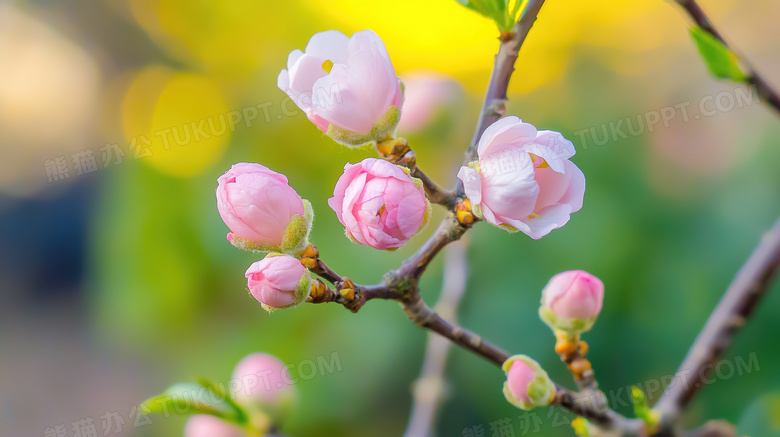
140,382,237,420
455,0,516,32
689,26,748,82
196,378,249,425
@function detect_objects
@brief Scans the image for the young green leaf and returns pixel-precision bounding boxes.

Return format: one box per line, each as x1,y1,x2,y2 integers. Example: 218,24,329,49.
139,382,237,421
689,26,748,82
455,0,515,32
631,386,661,428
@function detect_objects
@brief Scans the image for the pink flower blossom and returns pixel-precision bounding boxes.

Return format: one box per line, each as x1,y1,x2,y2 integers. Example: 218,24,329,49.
541,270,604,320
184,415,244,437
328,158,430,250
245,255,310,311
457,116,585,239
277,30,403,146
216,163,311,253
232,353,294,404
397,71,459,132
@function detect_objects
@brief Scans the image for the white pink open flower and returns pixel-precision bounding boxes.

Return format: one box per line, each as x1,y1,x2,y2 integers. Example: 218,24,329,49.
328,158,430,250
245,254,311,312
216,163,312,254
457,116,585,239
277,30,404,147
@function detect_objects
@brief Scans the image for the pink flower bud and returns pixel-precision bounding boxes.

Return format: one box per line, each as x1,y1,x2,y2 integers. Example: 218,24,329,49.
232,354,296,426
502,355,556,410
539,270,604,335
184,415,244,437
277,30,404,147
216,163,313,254
231,353,294,404
506,360,535,403
457,116,585,239
245,255,311,312
327,158,431,250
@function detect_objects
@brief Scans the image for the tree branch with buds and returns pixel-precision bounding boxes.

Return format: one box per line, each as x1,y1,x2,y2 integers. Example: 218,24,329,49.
160,1,780,436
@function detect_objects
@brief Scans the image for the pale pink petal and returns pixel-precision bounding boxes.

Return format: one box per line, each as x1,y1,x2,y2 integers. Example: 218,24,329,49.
521,203,573,240
305,30,350,64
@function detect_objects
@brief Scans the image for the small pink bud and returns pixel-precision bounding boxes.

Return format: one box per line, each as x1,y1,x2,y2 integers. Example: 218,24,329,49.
277,30,403,147
506,360,535,403
327,158,431,250
184,415,244,437
216,163,313,254
457,116,585,239
539,270,604,335
245,255,311,312
502,355,556,410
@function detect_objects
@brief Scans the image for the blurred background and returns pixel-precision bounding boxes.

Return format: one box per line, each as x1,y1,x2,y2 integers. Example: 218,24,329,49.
2,0,780,435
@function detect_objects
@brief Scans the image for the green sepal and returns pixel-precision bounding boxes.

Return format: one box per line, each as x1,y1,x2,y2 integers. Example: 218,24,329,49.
280,199,314,256
689,26,748,82
539,306,597,336
327,106,401,148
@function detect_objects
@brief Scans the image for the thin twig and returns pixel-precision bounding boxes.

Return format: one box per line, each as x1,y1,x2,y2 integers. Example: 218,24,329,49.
462,0,547,168
654,218,780,426
674,0,780,114
399,291,644,433
405,239,469,437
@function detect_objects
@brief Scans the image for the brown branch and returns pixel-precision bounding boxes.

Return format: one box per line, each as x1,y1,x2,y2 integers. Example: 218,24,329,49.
462,0,547,167
654,218,780,427
400,291,645,433
674,0,780,114
405,240,469,437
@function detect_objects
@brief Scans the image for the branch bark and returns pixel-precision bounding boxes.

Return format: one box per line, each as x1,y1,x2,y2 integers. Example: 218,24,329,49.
674,0,780,114
462,0,547,167
654,218,780,427
405,239,470,437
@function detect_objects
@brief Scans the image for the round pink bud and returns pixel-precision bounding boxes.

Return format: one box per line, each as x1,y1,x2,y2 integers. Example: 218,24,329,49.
506,360,535,403
184,415,244,437
327,158,430,250
216,163,312,254
277,30,404,147
501,355,556,410
245,255,311,312
457,116,585,239
231,353,294,404
542,270,604,319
